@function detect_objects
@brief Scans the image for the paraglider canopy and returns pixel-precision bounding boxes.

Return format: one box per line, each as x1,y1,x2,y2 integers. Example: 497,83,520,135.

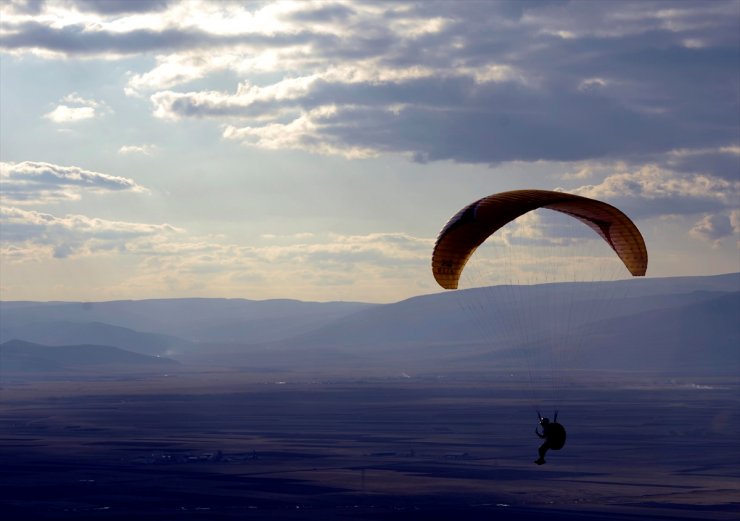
432,189,647,290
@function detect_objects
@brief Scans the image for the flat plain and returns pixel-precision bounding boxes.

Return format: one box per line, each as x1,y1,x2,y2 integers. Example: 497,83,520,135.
1,370,738,520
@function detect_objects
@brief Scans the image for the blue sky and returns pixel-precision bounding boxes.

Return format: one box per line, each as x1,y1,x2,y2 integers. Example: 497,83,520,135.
1,0,738,302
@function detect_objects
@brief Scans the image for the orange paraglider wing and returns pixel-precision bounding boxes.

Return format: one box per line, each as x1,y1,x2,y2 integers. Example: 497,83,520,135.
432,189,647,290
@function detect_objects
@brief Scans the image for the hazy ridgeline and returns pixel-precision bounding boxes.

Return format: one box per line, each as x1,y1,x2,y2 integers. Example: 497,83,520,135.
1,273,738,376
0,273,738,520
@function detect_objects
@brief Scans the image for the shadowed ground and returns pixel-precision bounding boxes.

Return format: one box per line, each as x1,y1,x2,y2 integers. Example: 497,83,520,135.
0,370,737,520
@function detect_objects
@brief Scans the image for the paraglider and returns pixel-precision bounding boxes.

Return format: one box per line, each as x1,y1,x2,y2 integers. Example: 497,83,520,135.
534,411,566,465
431,189,647,464
432,189,647,290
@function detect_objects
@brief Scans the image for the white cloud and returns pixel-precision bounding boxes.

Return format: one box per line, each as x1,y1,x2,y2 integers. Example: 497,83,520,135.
1,219,435,301
126,53,224,95
689,211,740,245
0,206,177,238
578,77,608,92
43,92,110,123
152,230,434,301
562,165,596,180
572,165,739,211
0,160,147,204
567,165,739,246
148,78,312,120
222,106,379,159
118,144,158,155
147,65,437,118
253,231,431,264
44,104,96,123
667,145,740,159
3,203,430,266
60,92,99,105
0,206,181,258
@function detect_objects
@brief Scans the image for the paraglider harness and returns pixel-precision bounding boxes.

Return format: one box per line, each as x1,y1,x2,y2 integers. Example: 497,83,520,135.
536,410,566,450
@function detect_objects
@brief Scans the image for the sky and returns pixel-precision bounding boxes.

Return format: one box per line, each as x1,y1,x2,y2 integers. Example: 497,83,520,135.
1,0,738,303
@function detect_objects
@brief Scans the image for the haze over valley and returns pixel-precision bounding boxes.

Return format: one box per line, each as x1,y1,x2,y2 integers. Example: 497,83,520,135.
2,273,737,378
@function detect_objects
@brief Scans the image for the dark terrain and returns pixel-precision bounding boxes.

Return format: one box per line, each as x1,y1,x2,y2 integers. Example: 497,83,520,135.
1,370,737,520
2,275,737,519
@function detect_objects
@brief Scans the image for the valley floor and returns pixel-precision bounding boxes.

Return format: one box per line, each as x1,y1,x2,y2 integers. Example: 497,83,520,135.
1,370,738,520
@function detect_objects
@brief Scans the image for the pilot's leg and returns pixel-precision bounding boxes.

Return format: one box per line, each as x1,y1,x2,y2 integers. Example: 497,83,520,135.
535,442,548,464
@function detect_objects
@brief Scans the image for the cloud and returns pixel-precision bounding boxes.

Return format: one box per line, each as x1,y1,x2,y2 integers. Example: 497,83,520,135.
0,206,180,258
4,1,737,165
44,104,96,123
69,0,172,15
2,20,204,57
126,53,220,94
0,5,325,59
118,144,158,155
689,213,737,244
222,106,379,159
1,206,430,270
1,1,170,16
213,79,701,163
253,232,431,266
44,92,110,123
1,217,436,300
578,77,608,92
0,160,147,204
131,230,435,300
562,165,597,180
284,2,355,24
663,146,740,181
570,165,740,218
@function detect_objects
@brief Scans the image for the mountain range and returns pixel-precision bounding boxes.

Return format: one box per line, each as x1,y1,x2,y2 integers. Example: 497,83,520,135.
0,339,178,373
1,273,738,377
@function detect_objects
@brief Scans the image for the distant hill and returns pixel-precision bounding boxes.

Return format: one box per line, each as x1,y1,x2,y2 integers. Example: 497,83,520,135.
263,285,735,350
184,274,739,376
0,321,195,357
0,298,375,343
0,339,179,373
1,273,737,376
573,291,740,373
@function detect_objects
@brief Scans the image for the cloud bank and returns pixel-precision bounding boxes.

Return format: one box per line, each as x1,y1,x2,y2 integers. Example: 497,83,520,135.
0,161,147,204
4,0,738,165
1,1,737,300
1,206,180,259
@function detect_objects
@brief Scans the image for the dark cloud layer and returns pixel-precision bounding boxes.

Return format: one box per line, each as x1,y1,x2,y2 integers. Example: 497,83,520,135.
304,80,715,164
668,150,740,181
4,0,171,15
4,0,739,169
1,21,330,55
286,2,355,23
72,0,171,14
